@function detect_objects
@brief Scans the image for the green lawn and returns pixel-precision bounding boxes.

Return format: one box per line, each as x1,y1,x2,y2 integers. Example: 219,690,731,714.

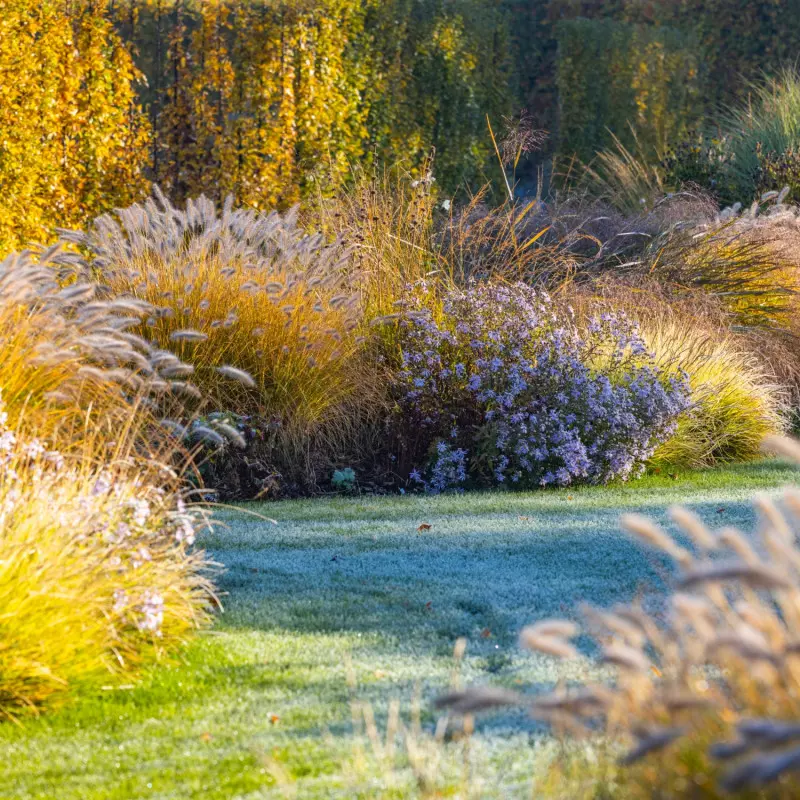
2,462,798,799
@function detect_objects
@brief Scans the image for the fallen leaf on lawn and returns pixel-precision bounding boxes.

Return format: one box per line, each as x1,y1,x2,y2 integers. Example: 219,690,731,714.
518,515,530,521
567,495,574,501
269,714,280,725
480,627,492,639
200,732,213,742
417,523,432,532
374,670,387,679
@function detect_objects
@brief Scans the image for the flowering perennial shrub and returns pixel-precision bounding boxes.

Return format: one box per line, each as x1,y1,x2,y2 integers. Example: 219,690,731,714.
395,282,690,491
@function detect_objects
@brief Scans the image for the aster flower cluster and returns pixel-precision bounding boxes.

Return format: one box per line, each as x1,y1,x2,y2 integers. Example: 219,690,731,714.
76,477,203,637
409,441,468,494
396,282,690,491
0,407,64,482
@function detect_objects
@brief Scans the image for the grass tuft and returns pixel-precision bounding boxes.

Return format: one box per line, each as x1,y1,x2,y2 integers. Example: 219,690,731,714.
67,190,388,490
645,319,787,467
0,412,214,718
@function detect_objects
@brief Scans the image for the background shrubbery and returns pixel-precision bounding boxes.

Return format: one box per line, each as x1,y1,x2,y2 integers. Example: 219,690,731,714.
0,0,149,253
555,18,702,164
6,0,800,247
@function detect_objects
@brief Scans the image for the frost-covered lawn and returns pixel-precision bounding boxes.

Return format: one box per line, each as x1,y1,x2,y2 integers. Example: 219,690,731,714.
2,462,798,799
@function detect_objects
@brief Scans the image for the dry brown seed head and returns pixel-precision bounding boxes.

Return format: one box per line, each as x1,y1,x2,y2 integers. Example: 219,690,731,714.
602,642,650,672
762,435,800,465
216,365,256,388
754,493,794,544
169,381,202,400
519,628,579,659
525,619,579,640
680,561,791,591
717,527,762,566
170,329,208,342
669,505,717,551
621,513,693,567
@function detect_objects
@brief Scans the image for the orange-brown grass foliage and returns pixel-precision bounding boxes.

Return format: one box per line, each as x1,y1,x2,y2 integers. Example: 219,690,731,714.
435,190,576,289
63,190,387,485
312,164,573,315
0,246,198,451
310,164,444,320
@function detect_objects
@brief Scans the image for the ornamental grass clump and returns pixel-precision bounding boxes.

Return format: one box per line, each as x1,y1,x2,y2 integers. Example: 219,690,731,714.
720,69,800,205
566,281,788,468
0,394,214,718
63,190,386,490
647,205,800,332
64,189,361,423
310,163,442,320
644,320,786,467
439,436,800,798
581,131,666,215
390,281,690,491
0,247,194,449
